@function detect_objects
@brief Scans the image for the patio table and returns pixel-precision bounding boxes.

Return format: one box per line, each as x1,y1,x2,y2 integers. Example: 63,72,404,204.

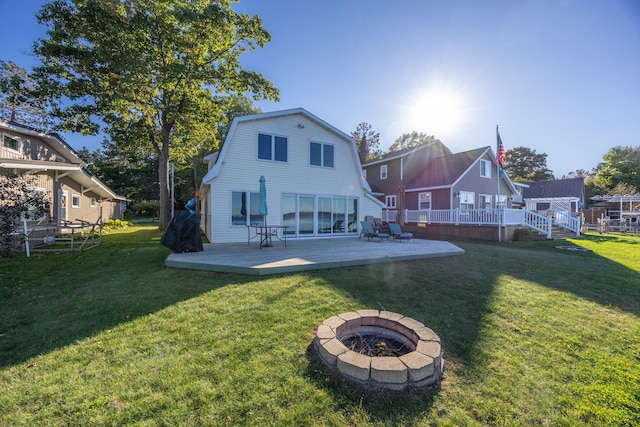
246,225,288,249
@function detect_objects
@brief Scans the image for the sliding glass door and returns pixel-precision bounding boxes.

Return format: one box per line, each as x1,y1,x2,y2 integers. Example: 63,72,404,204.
282,194,358,237
299,195,315,235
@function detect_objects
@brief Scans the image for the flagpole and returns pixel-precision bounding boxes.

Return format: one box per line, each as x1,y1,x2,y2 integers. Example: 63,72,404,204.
496,125,501,242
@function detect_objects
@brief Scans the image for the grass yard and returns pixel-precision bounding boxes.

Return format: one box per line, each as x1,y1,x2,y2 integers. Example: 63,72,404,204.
1,226,639,426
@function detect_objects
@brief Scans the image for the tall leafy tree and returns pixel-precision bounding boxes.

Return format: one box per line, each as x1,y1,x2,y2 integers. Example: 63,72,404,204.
0,61,50,128
32,0,279,229
388,131,436,152
593,145,640,194
503,146,554,182
351,122,380,163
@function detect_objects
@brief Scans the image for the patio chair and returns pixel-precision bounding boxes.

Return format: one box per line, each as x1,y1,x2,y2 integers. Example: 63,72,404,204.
388,223,414,242
360,220,390,242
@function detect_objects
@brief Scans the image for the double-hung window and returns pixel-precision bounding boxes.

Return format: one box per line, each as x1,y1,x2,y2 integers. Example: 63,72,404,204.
24,187,48,220
258,133,287,162
380,164,387,180
418,192,431,210
310,142,334,167
460,191,475,210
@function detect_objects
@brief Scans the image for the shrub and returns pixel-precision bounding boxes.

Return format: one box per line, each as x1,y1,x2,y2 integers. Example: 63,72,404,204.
123,209,134,221
513,227,533,242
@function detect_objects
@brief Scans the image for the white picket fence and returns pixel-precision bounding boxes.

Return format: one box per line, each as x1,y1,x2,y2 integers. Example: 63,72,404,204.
383,208,581,239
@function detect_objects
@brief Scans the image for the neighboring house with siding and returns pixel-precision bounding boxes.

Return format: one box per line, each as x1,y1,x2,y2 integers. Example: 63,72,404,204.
1,120,126,225
521,177,585,213
363,142,519,214
199,108,384,243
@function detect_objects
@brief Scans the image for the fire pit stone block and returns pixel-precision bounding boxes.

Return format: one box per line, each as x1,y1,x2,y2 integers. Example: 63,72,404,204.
315,310,444,390
400,351,435,382
370,356,408,390
337,350,371,382
316,337,348,367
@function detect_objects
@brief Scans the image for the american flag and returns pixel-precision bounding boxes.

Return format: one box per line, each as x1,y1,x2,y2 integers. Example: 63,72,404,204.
497,132,506,166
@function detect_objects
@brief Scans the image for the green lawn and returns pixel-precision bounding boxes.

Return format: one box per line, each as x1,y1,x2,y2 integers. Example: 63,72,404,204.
1,226,639,426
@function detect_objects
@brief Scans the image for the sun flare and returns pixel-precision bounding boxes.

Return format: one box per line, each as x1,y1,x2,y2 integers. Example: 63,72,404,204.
404,86,467,138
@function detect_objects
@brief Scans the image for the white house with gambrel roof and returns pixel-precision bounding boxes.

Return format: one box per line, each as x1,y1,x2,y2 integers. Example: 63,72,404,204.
199,108,384,243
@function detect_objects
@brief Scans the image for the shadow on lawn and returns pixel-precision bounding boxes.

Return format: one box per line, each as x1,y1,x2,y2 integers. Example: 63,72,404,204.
300,236,639,422
2,228,638,423
0,229,253,369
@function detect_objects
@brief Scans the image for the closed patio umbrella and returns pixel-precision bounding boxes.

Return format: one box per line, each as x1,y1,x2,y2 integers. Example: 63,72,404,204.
259,175,268,225
396,181,405,227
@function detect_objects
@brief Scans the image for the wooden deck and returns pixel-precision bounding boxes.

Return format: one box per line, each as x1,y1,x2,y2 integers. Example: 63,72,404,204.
165,237,464,275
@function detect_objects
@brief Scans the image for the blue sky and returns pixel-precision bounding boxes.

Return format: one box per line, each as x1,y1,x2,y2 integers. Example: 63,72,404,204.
1,0,639,178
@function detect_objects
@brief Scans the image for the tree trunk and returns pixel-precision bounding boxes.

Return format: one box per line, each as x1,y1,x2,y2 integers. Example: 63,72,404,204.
157,125,172,230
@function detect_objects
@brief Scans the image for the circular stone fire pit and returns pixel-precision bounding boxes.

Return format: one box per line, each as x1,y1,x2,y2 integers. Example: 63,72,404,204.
314,310,444,391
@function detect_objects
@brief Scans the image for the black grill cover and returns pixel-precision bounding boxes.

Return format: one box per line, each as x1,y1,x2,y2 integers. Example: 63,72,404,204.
161,211,203,253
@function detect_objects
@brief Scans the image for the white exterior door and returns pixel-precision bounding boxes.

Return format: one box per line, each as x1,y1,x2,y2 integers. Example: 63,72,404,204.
58,189,68,221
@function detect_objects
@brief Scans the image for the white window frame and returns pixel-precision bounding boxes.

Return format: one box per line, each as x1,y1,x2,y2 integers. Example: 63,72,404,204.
257,133,288,162
386,195,396,208
480,159,492,178
90,197,97,208
2,133,21,153
460,191,475,210
380,164,387,180
71,194,81,209
479,194,492,209
24,186,48,220
496,194,508,208
231,191,264,226
418,192,431,210
309,141,334,168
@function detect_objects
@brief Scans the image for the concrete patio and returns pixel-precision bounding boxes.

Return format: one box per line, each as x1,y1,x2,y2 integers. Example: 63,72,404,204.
165,237,465,275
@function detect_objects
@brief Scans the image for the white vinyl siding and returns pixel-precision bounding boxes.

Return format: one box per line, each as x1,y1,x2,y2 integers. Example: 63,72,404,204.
205,113,377,243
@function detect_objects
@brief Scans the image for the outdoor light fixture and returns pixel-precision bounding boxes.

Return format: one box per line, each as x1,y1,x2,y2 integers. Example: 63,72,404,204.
297,123,304,128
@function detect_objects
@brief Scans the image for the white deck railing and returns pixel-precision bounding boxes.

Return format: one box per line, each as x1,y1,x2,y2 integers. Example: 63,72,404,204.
383,208,582,238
